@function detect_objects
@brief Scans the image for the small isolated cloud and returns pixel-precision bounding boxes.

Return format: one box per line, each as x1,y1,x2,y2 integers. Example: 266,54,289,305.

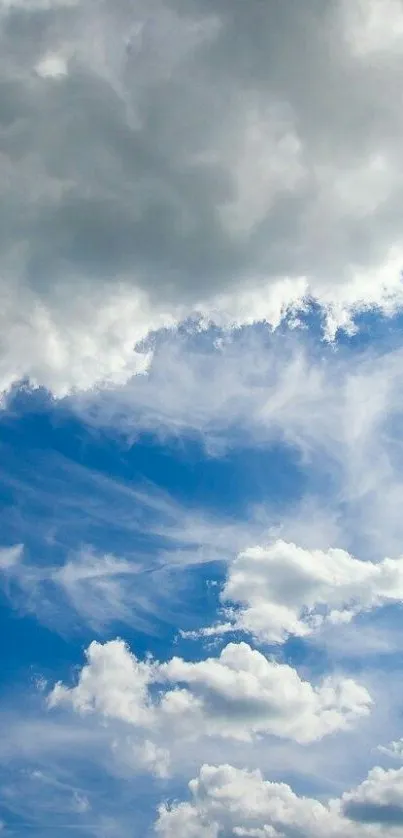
0,544,23,570
155,762,403,838
48,638,371,750
191,540,403,644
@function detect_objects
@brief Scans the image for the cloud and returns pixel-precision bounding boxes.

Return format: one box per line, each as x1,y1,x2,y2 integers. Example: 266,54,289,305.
72,325,403,564
35,52,68,78
2,0,403,395
342,766,403,826
155,762,403,837
49,639,155,726
0,543,175,633
0,703,163,836
158,642,372,744
49,638,372,748
191,539,403,644
0,543,23,569
1,445,342,638
0,462,275,633
378,738,403,761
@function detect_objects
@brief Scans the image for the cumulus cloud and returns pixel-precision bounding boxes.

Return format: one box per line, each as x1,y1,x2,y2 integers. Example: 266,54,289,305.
2,0,403,395
155,762,403,838
49,638,371,751
342,766,403,826
191,540,403,644
158,642,371,744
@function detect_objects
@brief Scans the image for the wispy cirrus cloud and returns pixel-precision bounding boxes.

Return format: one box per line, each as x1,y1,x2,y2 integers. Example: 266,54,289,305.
70,323,403,564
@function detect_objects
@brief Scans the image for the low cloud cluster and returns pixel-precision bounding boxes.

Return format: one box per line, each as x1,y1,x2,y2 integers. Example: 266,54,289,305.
156,762,403,837
193,540,403,643
49,638,371,757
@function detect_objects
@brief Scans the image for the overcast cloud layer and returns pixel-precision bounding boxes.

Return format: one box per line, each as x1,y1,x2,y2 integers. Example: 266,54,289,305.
3,0,403,394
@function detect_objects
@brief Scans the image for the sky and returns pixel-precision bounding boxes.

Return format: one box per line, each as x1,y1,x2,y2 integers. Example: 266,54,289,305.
4,0,403,836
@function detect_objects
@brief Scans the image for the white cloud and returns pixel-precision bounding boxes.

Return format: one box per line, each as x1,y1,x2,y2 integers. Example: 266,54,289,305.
3,447,310,636
341,766,403,826
378,739,403,761
49,638,372,749
4,5,403,827
341,0,403,55
155,762,403,837
192,540,403,644
49,639,155,727
158,642,372,744
0,545,150,631
35,53,68,78
112,738,171,779
2,0,403,395
0,705,159,837
73,327,403,565
0,283,170,399
0,544,23,569
52,548,146,630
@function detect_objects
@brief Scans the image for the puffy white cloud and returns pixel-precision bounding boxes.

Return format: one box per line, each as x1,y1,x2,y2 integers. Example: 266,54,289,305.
158,642,371,744
0,282,171,398
341,766,403,826
191,540,403,644
49,638,371,750
2,0,403,395
49,639,155,727
155,762,403,837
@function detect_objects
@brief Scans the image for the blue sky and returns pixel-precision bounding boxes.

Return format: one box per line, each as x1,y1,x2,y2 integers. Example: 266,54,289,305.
3,1,403,836
3,318,403,835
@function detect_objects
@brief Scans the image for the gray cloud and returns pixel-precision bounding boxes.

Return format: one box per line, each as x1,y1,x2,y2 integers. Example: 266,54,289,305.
341,765,403,827
343,800,403,825
2,0,403,393
2,0,401,294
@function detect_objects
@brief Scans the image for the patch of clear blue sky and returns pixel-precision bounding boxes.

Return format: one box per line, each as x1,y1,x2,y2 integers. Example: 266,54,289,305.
0,384,306,686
